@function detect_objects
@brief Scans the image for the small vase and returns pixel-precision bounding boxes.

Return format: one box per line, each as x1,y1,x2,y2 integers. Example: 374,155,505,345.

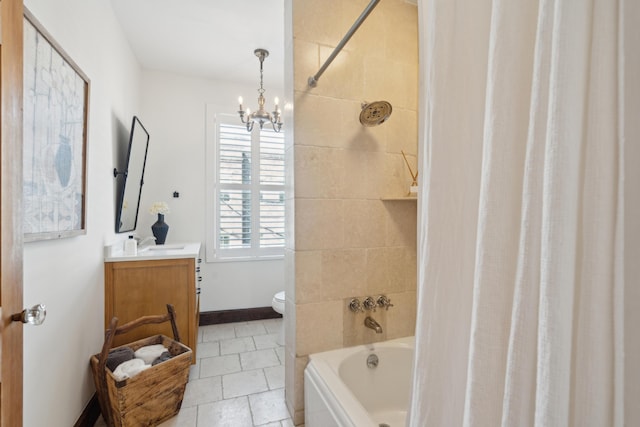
151,213,169,245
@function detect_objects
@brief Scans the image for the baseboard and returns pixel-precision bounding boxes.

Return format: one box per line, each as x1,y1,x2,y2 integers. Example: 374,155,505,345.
199,306,282,325
74,393,101,427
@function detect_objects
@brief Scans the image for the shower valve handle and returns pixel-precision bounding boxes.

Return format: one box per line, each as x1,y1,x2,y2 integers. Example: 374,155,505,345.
348,298,364,313
363,297,377,312
376,295,394,311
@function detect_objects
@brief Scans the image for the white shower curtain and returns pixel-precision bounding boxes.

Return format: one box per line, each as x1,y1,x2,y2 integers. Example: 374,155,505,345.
409,0,634,425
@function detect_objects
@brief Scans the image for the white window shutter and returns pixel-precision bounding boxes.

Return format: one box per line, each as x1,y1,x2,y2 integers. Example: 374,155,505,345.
214,120,285,259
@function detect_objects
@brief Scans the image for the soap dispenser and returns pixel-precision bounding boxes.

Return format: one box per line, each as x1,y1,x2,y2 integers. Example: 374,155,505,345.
124,235,137,256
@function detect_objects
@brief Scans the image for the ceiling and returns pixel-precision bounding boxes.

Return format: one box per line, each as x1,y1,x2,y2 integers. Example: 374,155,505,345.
109,0,285,88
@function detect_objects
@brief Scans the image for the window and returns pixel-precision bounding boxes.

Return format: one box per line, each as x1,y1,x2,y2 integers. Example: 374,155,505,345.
206,112,285,261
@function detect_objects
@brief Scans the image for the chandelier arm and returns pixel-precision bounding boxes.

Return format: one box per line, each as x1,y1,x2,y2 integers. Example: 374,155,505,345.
271,121,282,133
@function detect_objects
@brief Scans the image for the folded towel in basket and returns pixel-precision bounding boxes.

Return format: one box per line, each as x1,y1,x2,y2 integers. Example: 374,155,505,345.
106,347,135,372
134,344,168,364
152,351,173,366
112,358,150,381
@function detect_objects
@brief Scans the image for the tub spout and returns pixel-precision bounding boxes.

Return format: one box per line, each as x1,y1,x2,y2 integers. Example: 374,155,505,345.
364,316,383,334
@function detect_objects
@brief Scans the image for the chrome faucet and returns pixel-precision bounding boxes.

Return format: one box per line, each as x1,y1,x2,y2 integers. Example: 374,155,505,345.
364,316,383,334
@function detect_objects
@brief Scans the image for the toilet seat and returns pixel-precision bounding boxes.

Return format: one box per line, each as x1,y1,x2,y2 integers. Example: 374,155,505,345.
272,291,285,314
274,291,285,303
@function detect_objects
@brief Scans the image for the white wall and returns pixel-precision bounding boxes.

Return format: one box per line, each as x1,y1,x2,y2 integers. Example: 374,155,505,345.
138,69,285,312
22,0,141,425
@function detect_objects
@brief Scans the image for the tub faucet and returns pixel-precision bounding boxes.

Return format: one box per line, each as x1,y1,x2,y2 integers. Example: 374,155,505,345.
364,316,383,334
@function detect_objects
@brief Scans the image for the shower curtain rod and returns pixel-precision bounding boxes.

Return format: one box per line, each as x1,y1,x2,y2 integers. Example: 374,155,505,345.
307,0,381,88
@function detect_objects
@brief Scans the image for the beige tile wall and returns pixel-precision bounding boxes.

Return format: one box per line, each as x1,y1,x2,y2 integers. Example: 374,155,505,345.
284,0,418,424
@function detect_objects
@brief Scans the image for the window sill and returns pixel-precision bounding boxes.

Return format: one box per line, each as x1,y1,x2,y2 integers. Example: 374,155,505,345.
206,254,284,264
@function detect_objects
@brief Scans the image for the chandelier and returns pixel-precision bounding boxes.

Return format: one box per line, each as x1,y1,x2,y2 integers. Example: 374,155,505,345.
238,48,283,133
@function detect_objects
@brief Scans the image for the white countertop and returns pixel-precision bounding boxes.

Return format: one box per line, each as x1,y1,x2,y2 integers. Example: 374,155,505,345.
104,242,201,262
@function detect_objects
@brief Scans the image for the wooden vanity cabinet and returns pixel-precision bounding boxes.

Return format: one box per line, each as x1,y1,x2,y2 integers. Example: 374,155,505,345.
104,256,199,363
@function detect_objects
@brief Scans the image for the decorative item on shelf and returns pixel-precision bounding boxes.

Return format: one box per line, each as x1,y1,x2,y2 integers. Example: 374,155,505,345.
237,48,283,133
149,201,170,245
401,150,419,196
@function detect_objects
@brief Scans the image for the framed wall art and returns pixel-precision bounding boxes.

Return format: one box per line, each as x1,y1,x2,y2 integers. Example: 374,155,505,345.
23,8,90,242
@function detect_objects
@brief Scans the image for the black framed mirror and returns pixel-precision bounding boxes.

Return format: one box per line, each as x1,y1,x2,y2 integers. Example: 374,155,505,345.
114,116,149,233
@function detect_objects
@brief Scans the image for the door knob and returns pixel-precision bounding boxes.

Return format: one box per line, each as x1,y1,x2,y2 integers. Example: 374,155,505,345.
11,304,46,325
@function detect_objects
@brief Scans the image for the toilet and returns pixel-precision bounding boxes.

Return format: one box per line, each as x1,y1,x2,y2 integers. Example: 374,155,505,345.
271,291,285,346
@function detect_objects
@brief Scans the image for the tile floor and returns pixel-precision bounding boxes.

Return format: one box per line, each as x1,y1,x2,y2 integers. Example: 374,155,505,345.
95,318,294,427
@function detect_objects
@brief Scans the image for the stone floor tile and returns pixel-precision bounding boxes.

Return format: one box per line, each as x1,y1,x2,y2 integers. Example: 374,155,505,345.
254,333,279,350
249,389,290,425
197,340,220,359
274,346,286,365
264,364,285,390
235,320,268,337
240,348,280,371
222,369,268,399
261,318,283,335
220,336,256,355
181,376,223,408
200,354,241,378
201,323,237,342
197,396,252,427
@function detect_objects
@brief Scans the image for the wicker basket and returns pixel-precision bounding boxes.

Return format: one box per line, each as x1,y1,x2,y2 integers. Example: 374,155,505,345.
90,304,192,427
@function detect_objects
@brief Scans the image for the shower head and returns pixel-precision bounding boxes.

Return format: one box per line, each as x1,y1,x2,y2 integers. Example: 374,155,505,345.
359,101,392,126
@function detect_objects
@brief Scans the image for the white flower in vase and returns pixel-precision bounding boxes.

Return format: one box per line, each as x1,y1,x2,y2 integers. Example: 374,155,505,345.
149,201,170,215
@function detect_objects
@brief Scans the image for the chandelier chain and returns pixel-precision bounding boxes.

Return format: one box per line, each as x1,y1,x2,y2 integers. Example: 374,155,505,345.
258,55,265,97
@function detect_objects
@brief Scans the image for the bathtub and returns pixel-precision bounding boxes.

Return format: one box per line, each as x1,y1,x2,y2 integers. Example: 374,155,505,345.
304,336,414,427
